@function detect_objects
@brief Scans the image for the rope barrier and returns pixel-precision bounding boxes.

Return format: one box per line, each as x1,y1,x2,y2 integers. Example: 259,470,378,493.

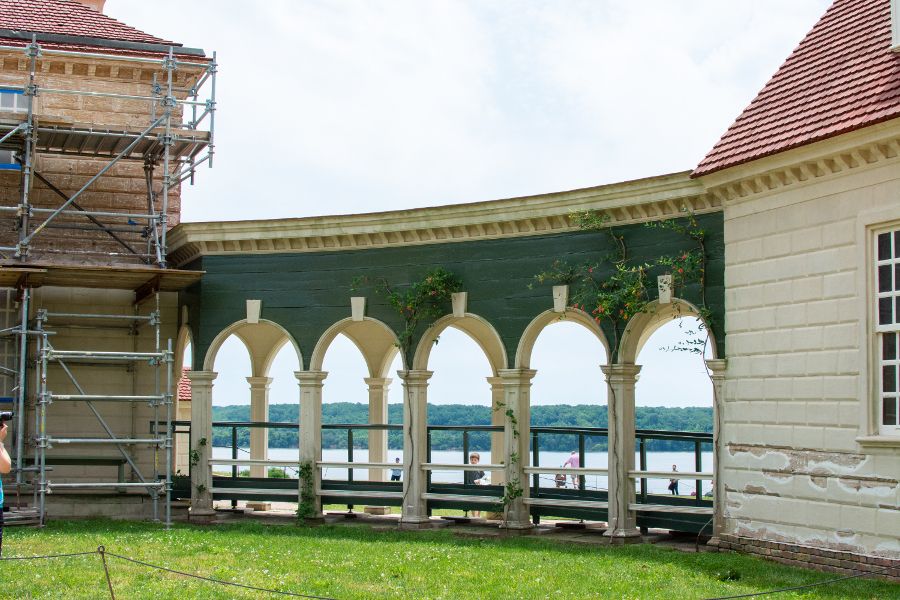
703,563,897,599
1,546,338,599
104,551,337,598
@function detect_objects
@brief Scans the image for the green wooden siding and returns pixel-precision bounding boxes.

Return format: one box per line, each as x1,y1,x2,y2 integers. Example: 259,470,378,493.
181,212,724,369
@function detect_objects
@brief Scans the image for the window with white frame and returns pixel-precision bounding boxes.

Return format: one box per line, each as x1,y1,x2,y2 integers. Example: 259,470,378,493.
0,88,27,113
0,288,16,400
877,227,900,434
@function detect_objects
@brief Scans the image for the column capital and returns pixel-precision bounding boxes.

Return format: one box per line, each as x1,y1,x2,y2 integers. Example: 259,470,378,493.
485,376,504,388
246,376,273,387
186,370,217,384
601,363,642,382
294,370,328,386
705,359,727,379
396,370,433,385
497,368,537,384
364,377,393,388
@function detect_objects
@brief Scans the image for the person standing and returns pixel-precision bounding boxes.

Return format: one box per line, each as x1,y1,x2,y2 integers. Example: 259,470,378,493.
463,452,486,517
669,464,679,495
562,450,580,488
390,457,402,481
0,421,11,557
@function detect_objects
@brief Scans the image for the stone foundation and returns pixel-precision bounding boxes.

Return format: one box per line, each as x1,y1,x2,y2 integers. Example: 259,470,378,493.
713,534,900,582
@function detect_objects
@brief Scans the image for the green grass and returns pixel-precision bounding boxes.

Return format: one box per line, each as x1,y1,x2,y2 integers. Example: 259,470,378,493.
0,520,896,599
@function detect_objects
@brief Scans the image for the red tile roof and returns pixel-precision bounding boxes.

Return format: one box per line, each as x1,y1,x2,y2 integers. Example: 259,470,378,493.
0,0,199,57
177,367,191,402
694,0,900,177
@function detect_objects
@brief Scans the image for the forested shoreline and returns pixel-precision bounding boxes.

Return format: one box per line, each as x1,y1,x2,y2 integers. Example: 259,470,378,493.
211,403,712,451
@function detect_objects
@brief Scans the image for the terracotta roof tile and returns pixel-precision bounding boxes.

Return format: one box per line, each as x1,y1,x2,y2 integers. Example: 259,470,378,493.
0,0,177,45
177,367,191,402
694,0,900,177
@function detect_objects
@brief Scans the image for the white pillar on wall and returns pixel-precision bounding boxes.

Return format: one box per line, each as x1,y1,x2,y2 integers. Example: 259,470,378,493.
706,358,727,541
297,370,327,518
247,376,272,479
398,370,432,526
187,370,217,520
602,363,642,542
498,368,536,529
487,376,506,486
365,377,392,481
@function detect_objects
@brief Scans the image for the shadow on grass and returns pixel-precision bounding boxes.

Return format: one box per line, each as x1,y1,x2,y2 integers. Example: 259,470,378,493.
14,519,898,599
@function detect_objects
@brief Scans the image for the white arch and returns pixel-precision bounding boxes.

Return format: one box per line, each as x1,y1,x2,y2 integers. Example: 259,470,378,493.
412,313,507,374
202,319,303,375
515,308,611,369
309,317,402,377
617,298,718,365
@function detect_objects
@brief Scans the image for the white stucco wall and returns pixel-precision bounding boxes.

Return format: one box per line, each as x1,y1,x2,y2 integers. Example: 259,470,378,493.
716,128,900,558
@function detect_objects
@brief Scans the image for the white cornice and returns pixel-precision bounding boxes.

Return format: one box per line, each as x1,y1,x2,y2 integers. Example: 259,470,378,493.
696,118,900,207
167,171,719,267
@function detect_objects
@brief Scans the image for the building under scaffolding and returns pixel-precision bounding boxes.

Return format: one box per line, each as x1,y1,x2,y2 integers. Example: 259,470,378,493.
0,13,216,527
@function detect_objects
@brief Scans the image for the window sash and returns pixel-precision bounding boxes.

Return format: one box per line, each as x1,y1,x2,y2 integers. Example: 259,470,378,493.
876,228,900,433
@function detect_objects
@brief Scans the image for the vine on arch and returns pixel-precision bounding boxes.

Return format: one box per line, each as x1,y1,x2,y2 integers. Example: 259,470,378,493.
533,211,712,358
353,267,462,355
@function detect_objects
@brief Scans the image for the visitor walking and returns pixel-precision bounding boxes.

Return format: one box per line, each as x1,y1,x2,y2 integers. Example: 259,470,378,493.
0,420,10,557
390,457,402,481
668,464,679,495
563,450,580,488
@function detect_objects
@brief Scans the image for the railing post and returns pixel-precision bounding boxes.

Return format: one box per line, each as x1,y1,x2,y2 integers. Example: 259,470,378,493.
230,426,238,509
601,364,642,543
186,371,217,521
695,439,703,506
578,433,586,491
398,370,433,527
531,430,540,525
706,359,727,541
296,370,328,519
497,369,537,530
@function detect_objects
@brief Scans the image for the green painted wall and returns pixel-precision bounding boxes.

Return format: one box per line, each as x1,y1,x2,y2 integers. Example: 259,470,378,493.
181,212,724,370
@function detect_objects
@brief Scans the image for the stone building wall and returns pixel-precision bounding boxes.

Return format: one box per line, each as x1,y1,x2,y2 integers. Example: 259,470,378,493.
715,127,900,561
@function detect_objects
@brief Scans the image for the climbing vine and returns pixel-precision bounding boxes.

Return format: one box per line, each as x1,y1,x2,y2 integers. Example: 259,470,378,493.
534,210,712,358
493,399,524,528
296,461,316,521
353,267,462,354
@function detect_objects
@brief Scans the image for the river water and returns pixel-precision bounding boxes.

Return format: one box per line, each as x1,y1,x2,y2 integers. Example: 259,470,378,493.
212,447,713,496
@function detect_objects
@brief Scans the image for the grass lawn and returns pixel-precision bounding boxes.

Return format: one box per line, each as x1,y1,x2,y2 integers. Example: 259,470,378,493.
0,519,897,599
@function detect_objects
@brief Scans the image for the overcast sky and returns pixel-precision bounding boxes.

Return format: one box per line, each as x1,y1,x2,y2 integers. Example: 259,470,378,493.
104,1,832,410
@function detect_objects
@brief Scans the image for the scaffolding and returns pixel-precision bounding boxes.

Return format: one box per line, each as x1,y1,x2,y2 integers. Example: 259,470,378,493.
0,39,216,526
0,38,217,267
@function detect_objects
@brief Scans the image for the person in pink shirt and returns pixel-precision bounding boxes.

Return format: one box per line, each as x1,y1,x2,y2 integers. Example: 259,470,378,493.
562,450,579,487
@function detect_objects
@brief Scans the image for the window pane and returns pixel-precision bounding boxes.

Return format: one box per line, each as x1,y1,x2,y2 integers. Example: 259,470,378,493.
883,397,898,426
0,93,12,110
883,365,897,392
895,231,900,258
878,232,891,260
880,297,893,325
896,264,900,291
880,265,893,292
885,333,898,361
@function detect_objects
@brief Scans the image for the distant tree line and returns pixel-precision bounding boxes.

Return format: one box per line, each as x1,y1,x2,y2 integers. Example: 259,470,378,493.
211,403,712,452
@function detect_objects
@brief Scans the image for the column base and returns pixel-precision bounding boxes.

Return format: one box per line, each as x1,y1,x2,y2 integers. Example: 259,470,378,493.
498,521,534,533
246,502,272,512
603,528,643,544
363,506,392,516
399,515,433,529
188,507,216,524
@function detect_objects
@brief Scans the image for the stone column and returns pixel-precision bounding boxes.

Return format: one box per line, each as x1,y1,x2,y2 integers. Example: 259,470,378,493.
364,377,392,515
365,377,392,481
487,376,506,486
397,370,432,527
187,370,217,521
498,369,536,529
602,364,642,543
247,376,272,479
706,359,727,542
297,370,327,518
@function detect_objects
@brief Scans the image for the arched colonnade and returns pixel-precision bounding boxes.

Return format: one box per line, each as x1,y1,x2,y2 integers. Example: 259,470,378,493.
182,300,725,539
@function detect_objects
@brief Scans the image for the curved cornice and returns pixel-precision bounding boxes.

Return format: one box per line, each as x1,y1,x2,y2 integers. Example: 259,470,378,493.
167,171,718,267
